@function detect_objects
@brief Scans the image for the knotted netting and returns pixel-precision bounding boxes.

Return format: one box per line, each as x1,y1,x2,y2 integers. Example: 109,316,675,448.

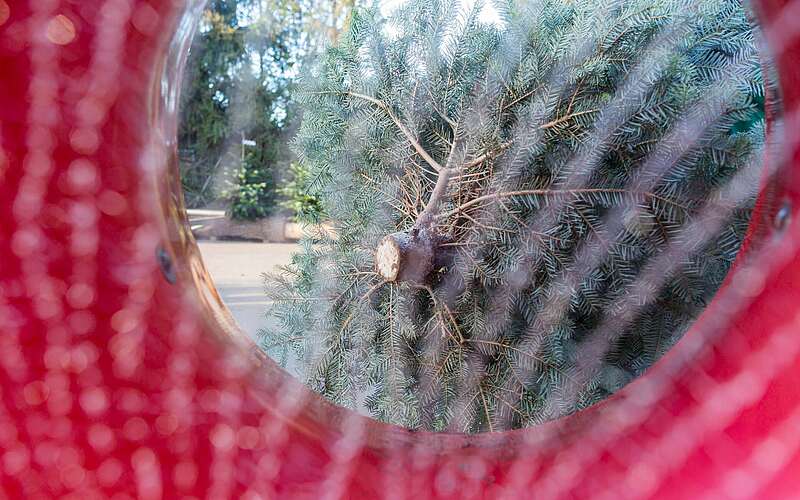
1,0,800,498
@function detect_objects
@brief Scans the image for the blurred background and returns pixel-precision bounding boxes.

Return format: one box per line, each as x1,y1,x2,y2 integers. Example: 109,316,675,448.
180,0,371,338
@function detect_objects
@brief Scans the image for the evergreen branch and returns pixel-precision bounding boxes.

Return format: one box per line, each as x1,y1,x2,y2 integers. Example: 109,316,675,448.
457,211,515,234
416,166,456,227
478,384,494,433
452,170,492,181
539,108,601,130
261,336,304,351
431,127,455,149
267,0,764,431
431,96,458,130
564,76,586,116
456,107,596,173
386,286,402,413
463,142,514,169
573,204,607,245
487,385,528,421
420,284,465,344
500,83,546,112
338,280,389,334
311,90,444,172
339,271,380,279
436,188,689,220
358,172,418,219
446,105,600,188
466,339,581,386
428,346,462,383
331,272,380,312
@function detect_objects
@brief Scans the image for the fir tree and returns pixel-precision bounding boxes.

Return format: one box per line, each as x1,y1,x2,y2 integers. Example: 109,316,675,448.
261,0,766,432
178,0,303,216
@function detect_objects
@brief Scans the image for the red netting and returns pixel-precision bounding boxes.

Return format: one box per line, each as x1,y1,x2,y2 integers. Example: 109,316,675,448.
1,0,800,498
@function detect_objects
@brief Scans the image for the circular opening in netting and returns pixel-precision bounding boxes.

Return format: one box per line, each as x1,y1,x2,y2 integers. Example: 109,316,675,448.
178,0,782,433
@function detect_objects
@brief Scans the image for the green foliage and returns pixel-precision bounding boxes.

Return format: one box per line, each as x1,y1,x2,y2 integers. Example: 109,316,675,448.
261,0,766,432
224,82,290,220
178,0,311,217
279,162,324,222
178,0,370,216
227,157,277,219
179,3,246,207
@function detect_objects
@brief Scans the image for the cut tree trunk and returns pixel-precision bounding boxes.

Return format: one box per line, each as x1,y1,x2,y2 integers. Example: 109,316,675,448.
375,228,435,284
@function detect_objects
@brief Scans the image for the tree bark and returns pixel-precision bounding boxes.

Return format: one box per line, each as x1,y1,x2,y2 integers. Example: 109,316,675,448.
375,228,435,284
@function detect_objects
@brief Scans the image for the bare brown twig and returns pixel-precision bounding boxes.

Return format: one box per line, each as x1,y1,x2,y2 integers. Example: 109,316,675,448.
312,90,444,172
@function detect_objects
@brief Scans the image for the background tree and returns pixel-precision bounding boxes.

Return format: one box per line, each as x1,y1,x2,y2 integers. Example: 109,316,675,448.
178,1,246,209
279,162,324,221
261,0,766,432
306,0,361,46
178,0,368,219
